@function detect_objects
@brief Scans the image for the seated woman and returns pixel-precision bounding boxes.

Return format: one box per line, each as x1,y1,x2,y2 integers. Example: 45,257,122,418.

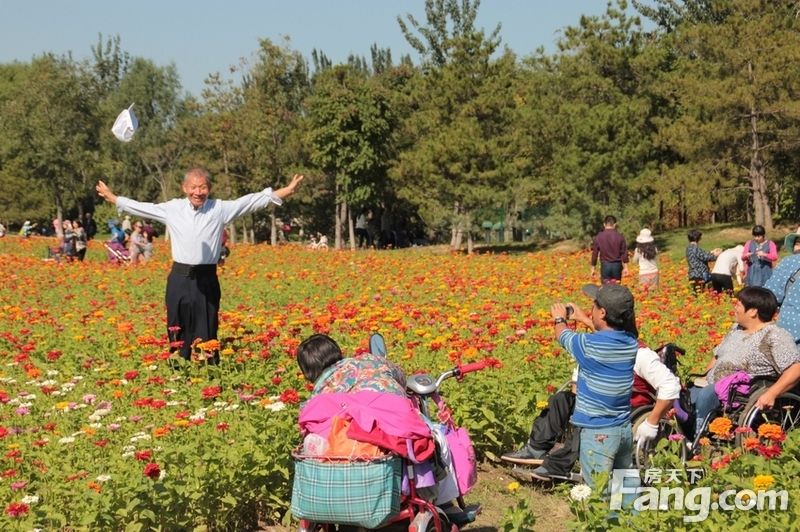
298,333,406,398
691,286,800,436
296,334,433,461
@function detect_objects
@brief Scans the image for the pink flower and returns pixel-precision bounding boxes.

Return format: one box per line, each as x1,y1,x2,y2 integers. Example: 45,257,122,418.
10,481,26,491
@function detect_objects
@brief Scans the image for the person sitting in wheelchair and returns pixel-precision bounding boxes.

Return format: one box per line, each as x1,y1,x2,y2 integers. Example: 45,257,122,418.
502,318,680,481
689,286,800,439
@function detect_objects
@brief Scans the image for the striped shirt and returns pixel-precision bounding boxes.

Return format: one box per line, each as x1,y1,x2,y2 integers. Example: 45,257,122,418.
116,189,282,265
559,329,637,428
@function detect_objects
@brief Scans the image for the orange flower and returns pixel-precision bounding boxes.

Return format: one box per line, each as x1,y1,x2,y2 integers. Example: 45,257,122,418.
757,423,785,442
87,481,102,493
743,436,760,451
708,417,733,438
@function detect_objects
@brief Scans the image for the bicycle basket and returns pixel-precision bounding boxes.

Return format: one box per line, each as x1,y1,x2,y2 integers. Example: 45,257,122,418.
290,452,402,528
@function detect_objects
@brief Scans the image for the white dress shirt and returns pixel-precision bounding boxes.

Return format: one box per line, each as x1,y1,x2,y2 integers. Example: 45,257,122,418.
116,188,282,265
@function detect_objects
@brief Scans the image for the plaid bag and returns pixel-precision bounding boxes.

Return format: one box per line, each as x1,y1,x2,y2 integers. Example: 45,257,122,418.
290,454,402,528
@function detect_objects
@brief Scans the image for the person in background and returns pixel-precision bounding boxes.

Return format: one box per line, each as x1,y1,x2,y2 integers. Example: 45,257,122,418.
140,220,157,261
73,219,88,261
686,229,721,292
590,215,628,284
128,221,148,264
121,215,133,235
631,228,658,291
96,166,303,364
710,245,744,294
84,212,97,240
765,228,800,345
742,225,778,287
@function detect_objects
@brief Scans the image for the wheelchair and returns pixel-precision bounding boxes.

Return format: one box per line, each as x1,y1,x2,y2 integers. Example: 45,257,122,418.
690,376,800,452
631,403,688,469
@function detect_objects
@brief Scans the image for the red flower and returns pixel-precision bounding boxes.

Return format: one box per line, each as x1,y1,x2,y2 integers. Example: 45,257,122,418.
143,462,161,480
134,450,153,462
0,426,8,439
280,388,300,404
201,386,222,400
216,422,229,432
271,376,282,386
124,370,139,380
5,502,29,518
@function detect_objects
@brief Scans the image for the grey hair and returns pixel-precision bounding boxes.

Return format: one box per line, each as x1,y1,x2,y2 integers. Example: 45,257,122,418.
183,167,212,186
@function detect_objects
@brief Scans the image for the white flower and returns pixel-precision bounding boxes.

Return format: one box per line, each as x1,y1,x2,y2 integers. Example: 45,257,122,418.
223,404,239,412
61,382,76,391
51,390,63,396
96,474,111,483
158,469,167,481
46,370,59,377
41,378,58,385
213,401,227,408
148,365,158,371
58,436,75,444
89,423,102,429
267,401,286,412
570,484,593,502
20,494,39,505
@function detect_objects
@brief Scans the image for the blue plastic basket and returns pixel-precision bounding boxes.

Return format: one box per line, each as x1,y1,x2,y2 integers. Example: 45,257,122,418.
290,453,402,528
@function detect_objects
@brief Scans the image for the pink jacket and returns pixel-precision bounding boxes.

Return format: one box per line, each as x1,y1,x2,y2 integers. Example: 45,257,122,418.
298,390,433,459
741,239,778,276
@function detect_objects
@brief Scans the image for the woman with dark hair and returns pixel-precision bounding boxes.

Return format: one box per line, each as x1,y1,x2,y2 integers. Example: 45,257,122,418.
742,225,778,287
690,286,800,434
632,228,658,291
686,229,721,292
296,334,406,397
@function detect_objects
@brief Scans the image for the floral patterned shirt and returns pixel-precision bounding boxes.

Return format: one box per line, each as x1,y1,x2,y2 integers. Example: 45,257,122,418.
708,323,800,384
313,353,407,397
686,243,717,281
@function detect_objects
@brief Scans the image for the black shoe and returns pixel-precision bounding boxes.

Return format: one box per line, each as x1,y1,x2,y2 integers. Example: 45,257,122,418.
501,444,546,464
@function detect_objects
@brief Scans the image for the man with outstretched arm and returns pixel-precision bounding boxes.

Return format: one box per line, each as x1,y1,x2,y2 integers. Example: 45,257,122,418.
96,167,303,364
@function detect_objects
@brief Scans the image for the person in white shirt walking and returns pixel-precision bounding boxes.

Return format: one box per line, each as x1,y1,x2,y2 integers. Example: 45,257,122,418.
710,245,744,294
96,167,303,364
631,228,659,291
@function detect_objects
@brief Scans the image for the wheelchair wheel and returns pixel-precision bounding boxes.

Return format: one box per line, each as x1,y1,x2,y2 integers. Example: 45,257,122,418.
632,405,687,470
736,388,800,446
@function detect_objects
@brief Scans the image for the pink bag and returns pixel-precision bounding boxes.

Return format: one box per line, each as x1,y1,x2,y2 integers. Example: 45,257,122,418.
446,425,477,496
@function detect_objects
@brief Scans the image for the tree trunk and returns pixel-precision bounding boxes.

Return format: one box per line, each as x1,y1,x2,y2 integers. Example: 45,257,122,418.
270,205,277,246
748,62,773,232
348,203,356,251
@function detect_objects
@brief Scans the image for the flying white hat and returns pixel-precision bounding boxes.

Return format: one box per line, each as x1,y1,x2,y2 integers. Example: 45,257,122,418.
111,104,138,142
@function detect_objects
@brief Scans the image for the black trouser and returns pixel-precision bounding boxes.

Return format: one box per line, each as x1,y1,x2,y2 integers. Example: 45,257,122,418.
527,390,580,476
710,273,734,293
600,261,623,283
166,263,220,363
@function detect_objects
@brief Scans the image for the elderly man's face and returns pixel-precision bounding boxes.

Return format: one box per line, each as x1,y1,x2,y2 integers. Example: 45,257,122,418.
183,174,211,208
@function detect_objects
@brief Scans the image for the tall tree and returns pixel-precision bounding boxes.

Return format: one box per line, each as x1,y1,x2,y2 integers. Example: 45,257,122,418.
640,0,800,230
0,55,100,229
306,64,396,249
393,0,522,252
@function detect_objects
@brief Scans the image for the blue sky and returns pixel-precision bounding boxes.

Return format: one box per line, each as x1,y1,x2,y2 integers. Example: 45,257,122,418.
1,1,629,97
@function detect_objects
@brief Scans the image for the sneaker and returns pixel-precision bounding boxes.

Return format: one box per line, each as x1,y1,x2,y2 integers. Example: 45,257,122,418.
501,444,546,464
530,466,554,481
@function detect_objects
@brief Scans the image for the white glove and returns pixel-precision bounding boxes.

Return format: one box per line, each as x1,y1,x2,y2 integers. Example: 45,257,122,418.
634,420,659,443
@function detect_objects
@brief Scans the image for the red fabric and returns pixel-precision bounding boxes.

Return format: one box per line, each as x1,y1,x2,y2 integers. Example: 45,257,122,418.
346,421,435,462
631,373,655,408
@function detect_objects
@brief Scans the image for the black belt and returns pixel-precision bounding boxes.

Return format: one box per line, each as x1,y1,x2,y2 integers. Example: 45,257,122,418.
171,262,217,278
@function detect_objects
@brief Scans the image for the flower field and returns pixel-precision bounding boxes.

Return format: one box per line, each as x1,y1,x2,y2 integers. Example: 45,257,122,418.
0,236,795,530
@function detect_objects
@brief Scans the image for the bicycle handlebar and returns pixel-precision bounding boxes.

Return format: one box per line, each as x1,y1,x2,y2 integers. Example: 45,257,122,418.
457,360,489,375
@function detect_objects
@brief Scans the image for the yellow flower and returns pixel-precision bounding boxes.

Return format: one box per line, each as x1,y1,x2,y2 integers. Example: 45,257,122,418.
507,481,520,493
174,419,190,428
699,437,711,447
753,475,775,490
536,400,549,409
